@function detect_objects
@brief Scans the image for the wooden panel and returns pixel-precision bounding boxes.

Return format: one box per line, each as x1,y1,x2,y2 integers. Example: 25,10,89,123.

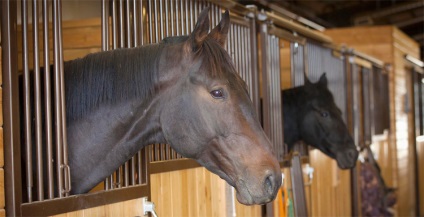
309,149,351,216
280,39,292,90
0,209,4,217
0,88,2,128
418,138,424,216
324,27,394,64
371,133,396,187
0,169,3,209
0,128,3,169
50,198,144,217
151,167,229,217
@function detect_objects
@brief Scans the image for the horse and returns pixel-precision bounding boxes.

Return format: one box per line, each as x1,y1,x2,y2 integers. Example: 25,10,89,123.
54,9,281,205
282,74,359,169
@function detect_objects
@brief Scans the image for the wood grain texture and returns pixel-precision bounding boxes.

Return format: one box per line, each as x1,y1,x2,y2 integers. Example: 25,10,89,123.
151,167,231,217
308,149,351,216
0,169,4,209
417,138,424,216
50,198,143,217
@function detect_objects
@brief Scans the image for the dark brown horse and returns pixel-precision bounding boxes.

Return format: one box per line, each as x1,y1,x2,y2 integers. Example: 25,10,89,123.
63,9,280,205
282,74,358,169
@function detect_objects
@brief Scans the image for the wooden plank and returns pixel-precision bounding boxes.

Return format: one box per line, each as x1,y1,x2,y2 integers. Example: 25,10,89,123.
170,169,184,217
0,88,2,127
0,128,3,168
0,169,3,209
50,198,144,217
0,209,4,217
417,138,424,216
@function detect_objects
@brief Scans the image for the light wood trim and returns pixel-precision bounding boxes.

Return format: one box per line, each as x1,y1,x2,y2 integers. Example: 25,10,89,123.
0,128,3,167
353,57,373,69
265,11,333,44
0,169,4,209
0,88,2,127
50,198,144,217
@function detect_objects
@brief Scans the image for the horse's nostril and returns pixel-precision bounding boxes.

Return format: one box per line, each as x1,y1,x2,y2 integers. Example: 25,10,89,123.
264,173,275,195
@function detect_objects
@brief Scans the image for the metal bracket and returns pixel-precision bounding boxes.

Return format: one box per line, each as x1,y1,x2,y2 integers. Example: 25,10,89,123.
141,197,158,217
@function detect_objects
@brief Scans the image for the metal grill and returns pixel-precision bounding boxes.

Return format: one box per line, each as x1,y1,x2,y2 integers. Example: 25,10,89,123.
259,24,285,161
306,42,348,123
18,0,70,202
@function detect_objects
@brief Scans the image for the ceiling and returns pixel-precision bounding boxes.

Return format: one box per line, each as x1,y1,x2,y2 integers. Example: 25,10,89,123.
239,0,424,59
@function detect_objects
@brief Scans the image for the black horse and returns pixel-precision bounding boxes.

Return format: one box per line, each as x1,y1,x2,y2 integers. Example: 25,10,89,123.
282,74,358,169
20,9,281,205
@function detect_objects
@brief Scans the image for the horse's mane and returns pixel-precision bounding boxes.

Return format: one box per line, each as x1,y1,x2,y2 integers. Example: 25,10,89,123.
65,35,243,121
65,43,165,121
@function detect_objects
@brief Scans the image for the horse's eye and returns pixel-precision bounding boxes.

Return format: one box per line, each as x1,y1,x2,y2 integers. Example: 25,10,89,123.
210,89,224,99
321,111,330,118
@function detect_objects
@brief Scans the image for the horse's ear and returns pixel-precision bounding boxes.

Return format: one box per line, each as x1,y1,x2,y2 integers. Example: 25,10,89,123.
304,74,312,86
188,8,210,52
318,73,328,86
209,10,230,47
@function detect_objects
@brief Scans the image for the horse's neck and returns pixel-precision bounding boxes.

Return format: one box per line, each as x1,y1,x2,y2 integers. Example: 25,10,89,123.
282,87,304,149
65,44,172,194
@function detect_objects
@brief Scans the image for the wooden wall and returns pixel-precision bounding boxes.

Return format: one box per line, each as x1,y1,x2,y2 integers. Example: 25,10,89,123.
308,150,352,216
1,46,6,217
50,198,145,217
417,137,424,216
151,167,261,217
325,25,421,216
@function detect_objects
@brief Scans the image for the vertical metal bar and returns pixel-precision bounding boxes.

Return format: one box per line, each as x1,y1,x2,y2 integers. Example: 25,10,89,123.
154,0,158,42
102,0,111,190
112,0,118,49
249,15,260,117
159,0,164,40
32,0,45,201
165,0,169,37
57,0,71,196
148,0,153,42
102,0,110,51
189,0,193,32
119,0,124,47
291,153,309,216
3,0,23,215
53,0,64,198
259,23,271,142
133,0,138,47
139,0,144,45
170,0,174,36
21,0,33,203
126,0,132,47
42,0,54,199
176,0,180,35
185,0,189,34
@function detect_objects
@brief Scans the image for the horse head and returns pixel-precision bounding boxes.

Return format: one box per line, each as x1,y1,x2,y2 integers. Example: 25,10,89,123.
299,74,358,169
158,9,281,205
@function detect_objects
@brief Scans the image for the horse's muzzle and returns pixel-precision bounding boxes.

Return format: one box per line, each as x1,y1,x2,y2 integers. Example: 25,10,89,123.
235,168,281,205
336,148,359,169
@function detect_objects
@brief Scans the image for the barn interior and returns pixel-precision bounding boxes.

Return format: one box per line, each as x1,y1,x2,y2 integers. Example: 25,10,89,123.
1,0,424,216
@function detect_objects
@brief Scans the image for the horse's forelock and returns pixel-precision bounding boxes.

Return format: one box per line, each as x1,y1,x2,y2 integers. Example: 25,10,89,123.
195,39,247,90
